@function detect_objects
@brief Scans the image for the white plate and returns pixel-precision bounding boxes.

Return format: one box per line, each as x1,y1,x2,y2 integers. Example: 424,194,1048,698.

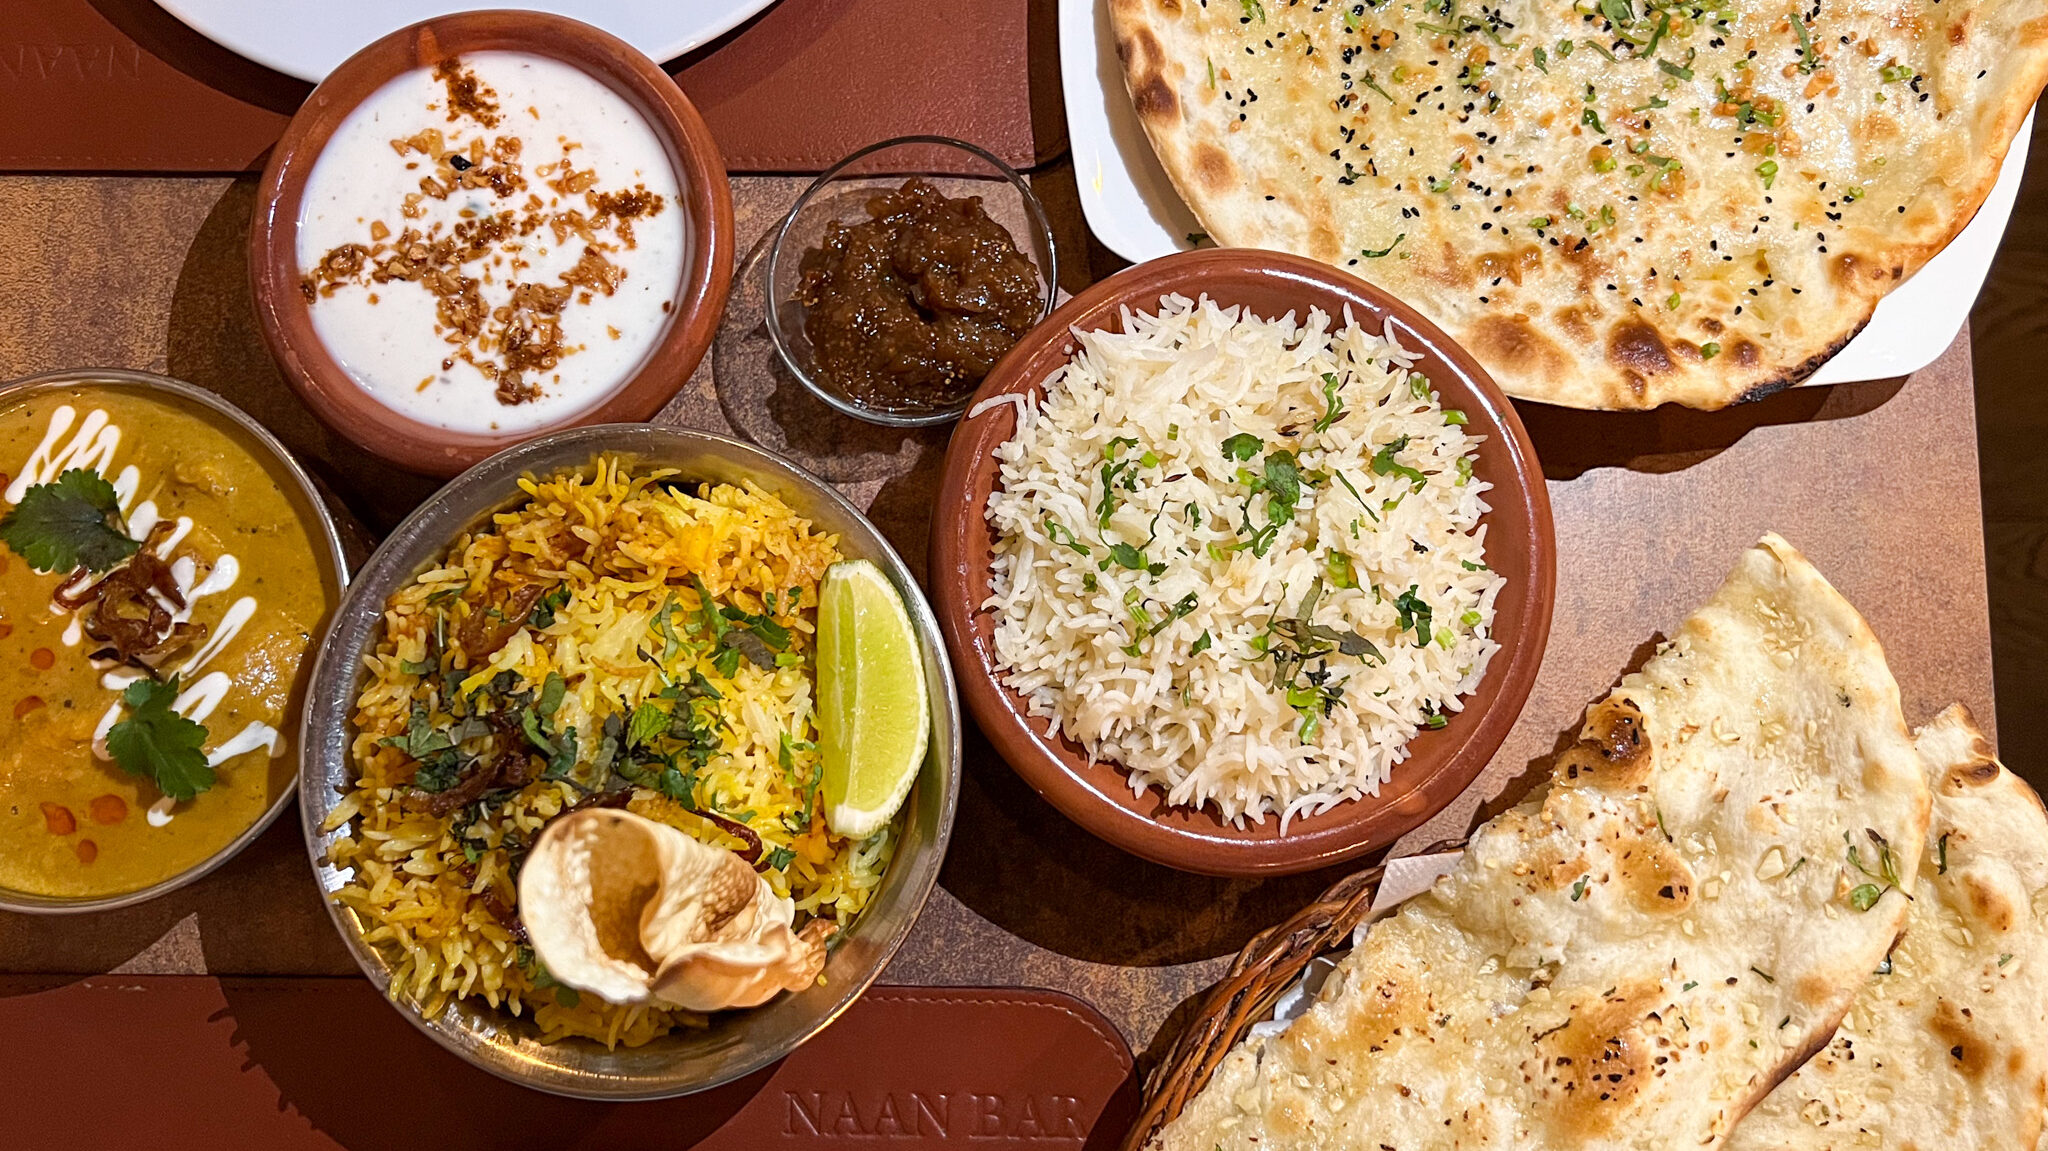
1061,0,2030,389
154,0,780,82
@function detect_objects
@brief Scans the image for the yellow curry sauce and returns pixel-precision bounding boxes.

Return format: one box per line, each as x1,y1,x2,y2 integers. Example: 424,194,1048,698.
0,385,335,899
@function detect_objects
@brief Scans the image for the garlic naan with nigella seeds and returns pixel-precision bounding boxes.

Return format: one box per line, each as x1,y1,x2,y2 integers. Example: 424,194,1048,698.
1110,0,2048,409
1150,533,1931,1150
1726,704,2048,1150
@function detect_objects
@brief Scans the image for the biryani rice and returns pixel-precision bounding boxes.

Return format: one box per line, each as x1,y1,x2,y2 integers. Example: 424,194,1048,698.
326,458,897,1048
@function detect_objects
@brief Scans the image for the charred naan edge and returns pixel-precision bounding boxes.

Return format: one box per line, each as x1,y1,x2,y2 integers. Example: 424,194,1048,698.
1150,533,1930,1150
1111,0,2048,410
1727,704,2048,1151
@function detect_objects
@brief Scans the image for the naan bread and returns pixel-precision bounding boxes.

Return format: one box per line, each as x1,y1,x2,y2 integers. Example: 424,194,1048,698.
1727,705,2048,1149
1111,0,2048,409
1152,533,1930,1150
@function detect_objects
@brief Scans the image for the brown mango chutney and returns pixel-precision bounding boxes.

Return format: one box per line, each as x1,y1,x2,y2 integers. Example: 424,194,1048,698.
0,382,340,903
797,178,1042,409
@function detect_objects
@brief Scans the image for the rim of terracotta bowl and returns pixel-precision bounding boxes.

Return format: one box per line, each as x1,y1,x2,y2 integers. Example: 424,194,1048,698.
0,368,349,914
931,248,1556,877
249,9,735,477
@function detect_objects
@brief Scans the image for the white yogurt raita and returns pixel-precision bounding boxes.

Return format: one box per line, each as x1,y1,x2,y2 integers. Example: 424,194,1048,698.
296,52,686,434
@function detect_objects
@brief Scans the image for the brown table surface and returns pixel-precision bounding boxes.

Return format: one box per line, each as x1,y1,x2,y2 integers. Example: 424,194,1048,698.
0,166,1997,1066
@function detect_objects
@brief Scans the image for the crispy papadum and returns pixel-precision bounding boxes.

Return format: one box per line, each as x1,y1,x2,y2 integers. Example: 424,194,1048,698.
1151,533,1930,1150
1110,0,2048,409
1727,705,2048,1149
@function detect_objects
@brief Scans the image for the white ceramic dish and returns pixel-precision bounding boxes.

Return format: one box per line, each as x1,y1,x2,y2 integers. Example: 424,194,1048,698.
154,0,780,81
1060,0,2032,390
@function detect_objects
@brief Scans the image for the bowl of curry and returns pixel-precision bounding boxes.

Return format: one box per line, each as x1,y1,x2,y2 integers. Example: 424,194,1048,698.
0,369,347,913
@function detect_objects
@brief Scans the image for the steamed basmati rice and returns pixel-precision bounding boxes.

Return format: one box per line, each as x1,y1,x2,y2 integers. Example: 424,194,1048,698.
325,459,896,1048
982,294,1506,827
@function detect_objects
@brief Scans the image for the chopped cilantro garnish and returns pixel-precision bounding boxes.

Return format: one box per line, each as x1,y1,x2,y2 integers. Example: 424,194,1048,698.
1845,828,1909,911
1146,593,1201,638
107,675,214,801
1394,585,1433,646
1371,437,1428,490
1640,11,1672,55
528,585,570,630
1327,550,1359,589
1044,517,1092,557
0,468,138,573
1262,451,1303,524
1221,432,1264,462
1791,13,1820,74
1360,234,1406,258
627,701,668,749
1314,372,1347,433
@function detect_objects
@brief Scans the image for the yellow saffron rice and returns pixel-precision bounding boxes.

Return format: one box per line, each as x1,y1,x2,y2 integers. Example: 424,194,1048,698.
323,457,897,1048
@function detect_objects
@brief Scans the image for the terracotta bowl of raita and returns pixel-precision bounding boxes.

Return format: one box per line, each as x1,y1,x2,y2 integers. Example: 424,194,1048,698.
249,10,733,476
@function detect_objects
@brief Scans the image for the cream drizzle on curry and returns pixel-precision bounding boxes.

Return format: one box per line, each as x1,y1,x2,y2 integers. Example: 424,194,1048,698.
0,387,333,900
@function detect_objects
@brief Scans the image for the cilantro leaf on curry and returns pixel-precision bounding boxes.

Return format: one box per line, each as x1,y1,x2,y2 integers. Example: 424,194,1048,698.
0,468,140,573
106,674,214,801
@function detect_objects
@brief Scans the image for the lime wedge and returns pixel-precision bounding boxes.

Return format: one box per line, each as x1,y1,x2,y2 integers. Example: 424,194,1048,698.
817,558,929,838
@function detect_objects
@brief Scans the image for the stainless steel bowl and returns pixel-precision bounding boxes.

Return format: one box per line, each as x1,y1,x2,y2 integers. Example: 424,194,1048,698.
299,423,961,1099
0,368,349,915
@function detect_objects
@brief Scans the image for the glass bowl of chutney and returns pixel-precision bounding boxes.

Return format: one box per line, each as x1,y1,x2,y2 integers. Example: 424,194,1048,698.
765,135,1059,427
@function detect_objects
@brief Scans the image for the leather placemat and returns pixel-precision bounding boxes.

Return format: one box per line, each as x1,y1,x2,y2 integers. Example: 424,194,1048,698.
0,0,1058,175
0,978,1136,1148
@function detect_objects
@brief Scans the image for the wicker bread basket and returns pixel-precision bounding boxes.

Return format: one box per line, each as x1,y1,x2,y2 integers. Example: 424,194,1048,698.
1120,842,1465,1151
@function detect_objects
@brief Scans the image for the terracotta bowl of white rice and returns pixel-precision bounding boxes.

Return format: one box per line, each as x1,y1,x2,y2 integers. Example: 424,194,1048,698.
931,249,1553,876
